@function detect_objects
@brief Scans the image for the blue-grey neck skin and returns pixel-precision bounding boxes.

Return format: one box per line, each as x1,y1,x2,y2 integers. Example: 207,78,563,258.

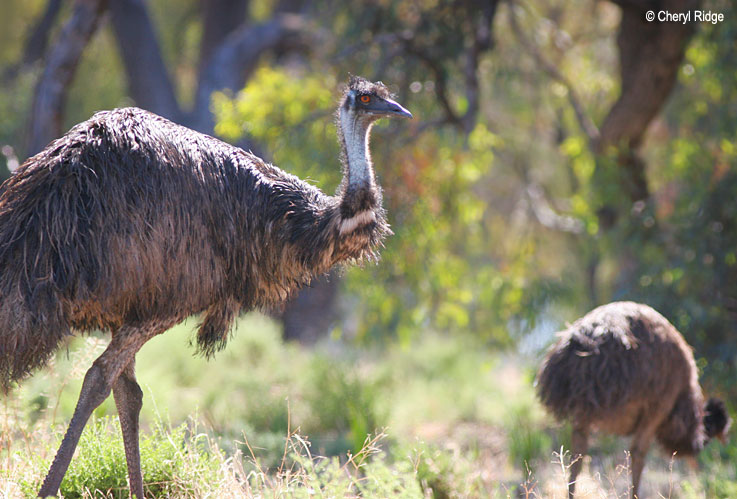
339,91,375,189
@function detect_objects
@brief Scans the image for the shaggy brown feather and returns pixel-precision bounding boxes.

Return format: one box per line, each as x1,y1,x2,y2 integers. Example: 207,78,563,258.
537,302,730,498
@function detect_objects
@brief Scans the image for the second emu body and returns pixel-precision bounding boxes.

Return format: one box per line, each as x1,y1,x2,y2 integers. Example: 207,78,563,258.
0,76,411,497
537,301,730,498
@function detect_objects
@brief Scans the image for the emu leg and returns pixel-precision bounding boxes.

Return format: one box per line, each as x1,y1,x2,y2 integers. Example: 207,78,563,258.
629,437,652,499
38,323,169,497
113,361,145,499
628,413,663,499
568,426,589,499
38,360,112,496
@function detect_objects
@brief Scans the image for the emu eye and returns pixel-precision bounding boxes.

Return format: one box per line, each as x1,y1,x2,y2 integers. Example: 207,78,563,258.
360,95,371,104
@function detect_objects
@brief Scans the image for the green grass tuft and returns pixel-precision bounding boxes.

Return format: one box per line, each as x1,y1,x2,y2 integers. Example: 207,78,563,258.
17,417,220,498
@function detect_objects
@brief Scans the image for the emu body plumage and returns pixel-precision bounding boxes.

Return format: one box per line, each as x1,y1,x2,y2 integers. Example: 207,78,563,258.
0,77,410,497
537,301,730,498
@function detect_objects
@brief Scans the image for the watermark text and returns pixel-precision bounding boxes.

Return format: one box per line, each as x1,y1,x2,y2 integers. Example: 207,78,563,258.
645,10,725,24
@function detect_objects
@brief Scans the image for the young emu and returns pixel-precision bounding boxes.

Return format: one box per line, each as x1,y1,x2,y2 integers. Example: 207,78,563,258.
0,76,411,497
537,301,730,498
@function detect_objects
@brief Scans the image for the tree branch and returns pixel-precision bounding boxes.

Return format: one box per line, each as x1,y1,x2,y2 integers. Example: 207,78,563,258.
525,183,585,234
190,13,309,133
2,0,64,82
460,0,499,133
24,0,64,67
28,0,107,156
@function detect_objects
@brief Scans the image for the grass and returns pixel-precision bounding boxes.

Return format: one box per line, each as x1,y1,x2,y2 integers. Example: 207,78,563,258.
1,314,736,497
11,418,222,498
4,416,423,497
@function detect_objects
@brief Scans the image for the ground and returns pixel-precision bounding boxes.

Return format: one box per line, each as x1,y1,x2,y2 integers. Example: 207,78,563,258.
1,314,733,497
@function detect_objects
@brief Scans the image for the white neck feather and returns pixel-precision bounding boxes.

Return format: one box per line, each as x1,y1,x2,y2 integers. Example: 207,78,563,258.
340,108,373,188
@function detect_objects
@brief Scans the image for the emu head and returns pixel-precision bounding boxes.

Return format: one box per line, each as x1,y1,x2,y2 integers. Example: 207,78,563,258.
340,76,412,122
704,397,731,443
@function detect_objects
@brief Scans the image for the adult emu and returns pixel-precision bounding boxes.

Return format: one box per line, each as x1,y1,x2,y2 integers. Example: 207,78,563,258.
0,76,411,497
537,302,730,498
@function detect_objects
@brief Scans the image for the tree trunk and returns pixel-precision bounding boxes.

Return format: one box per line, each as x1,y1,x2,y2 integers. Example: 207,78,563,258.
597,0,702,204
198,0,249,72
281,272,339,344
109,0,182,121
596,0,701,296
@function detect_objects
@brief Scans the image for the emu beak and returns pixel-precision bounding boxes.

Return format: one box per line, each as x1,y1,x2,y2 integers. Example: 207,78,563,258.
371,97,413,119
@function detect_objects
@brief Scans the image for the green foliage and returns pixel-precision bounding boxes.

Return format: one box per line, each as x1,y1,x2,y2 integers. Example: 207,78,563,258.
686,432,737,499
505,404,551,471
380,333,501,426
280,450,423,498
304,356,388,455
241,434,425,498
213,67,341,186
0,0,734,363
213,67,549,345
602,6,737,372
348,126,534,344
1,0,733,366
406,441,458,498
502,370,552,471
621,167,737,360
396,439,492,498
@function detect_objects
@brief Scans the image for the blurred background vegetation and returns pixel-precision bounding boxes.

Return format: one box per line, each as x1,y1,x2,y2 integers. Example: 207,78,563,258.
1,0,736,496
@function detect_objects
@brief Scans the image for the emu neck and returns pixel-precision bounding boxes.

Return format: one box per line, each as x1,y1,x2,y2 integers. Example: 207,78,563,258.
340,110,374,189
